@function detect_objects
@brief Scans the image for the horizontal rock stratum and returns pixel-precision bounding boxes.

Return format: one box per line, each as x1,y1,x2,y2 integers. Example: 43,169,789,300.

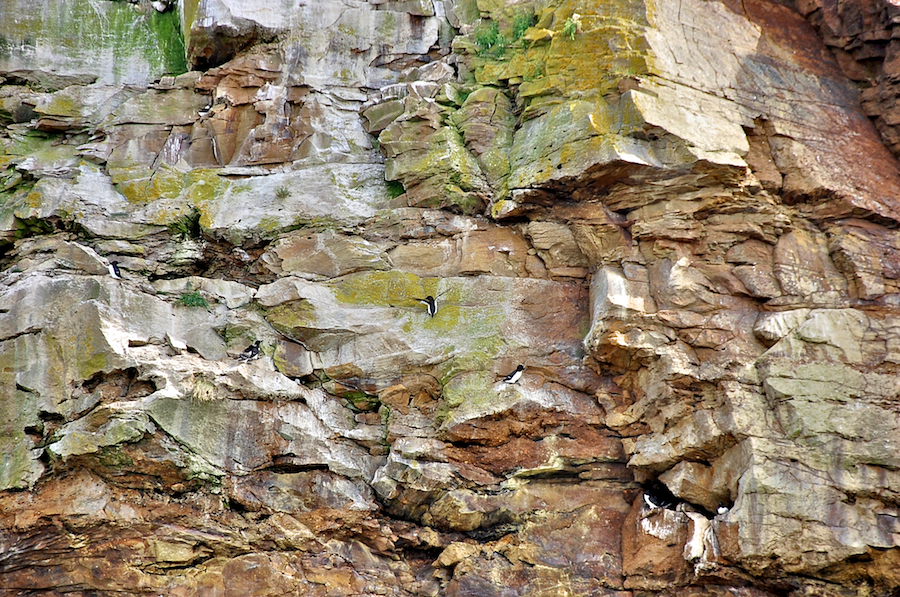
2,0,900,595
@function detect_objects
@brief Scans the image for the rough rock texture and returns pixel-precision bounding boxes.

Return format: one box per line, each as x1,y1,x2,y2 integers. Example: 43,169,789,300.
3,0,900,596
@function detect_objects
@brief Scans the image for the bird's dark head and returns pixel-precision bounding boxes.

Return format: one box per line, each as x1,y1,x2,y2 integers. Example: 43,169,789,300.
110,260,119,265
516,364,524,371
254,340,262,346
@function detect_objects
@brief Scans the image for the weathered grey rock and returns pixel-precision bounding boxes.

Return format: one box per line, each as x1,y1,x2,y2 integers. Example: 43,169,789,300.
187,0,441,89
47,402,154,460
452,86,515,197
226,469,378,514
525,221,590,271
379,105,491,214
197,165,394,244
153,276,256,309
146,395,380,479
267,231,391,279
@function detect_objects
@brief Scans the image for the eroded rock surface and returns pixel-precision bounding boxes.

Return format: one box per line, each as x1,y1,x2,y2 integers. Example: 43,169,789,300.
3,0,900,596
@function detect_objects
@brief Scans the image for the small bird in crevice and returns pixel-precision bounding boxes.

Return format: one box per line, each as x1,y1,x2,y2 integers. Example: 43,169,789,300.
716,503,730,515
198,102,212,118
238,340,262,361
108,260,123,280
642,480,679,510
501,364,524,384
416,295,437,317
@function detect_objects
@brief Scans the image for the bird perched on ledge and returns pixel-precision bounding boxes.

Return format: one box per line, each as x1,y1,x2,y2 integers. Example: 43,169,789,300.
238,340,262,362
107,260,123,280
501,364,524,384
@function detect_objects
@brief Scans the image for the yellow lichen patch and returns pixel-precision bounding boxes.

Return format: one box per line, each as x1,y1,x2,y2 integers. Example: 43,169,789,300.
151,166,189,200
116,178,156,205
39,94,80,118
185,170,228,204
331,271,429,307
187,170,230,233
264,301,316,336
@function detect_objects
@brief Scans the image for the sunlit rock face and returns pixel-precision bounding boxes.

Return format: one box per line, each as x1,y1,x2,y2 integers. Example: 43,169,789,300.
3,0,900,595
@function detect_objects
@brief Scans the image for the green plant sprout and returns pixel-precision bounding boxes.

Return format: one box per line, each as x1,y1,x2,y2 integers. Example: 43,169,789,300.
473,21,507,57
178,290,209,309
512,12,536,41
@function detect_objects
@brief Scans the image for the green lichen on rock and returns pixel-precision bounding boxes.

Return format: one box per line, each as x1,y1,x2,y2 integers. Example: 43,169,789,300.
379,117,490,215
264,301,317,337
461,1,652,104
452,86,516,202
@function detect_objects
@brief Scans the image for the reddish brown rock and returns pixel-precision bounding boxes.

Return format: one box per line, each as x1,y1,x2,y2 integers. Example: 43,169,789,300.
454,227,531,277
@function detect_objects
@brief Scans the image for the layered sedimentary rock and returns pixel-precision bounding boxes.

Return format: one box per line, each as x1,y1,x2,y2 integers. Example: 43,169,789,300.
3,0,900,595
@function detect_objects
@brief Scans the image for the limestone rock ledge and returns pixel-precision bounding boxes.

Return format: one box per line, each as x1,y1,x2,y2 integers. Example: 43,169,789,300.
3,0,900,596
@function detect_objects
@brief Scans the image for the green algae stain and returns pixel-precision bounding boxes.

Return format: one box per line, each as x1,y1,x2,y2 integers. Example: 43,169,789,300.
148,8,188,76
0,0,186,84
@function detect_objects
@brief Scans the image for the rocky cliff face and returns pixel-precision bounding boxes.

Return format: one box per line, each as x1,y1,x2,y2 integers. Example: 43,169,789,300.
3,0,900,595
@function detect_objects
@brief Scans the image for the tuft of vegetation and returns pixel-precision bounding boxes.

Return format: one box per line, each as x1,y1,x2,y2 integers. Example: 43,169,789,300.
512,11,536,42
168,209,201,239
562,14,581,40
473,21,507,57
190,377,218,401
523,62,545,82
386,180,405,199
178,290,209,309
275,185,291,199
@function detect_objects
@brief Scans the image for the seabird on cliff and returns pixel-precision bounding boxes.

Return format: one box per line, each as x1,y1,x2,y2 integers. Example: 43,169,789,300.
416,295,437,317
501,365,524,384
108,260,123,280
643,481,679,510
238,340,262,361
198,103,212,118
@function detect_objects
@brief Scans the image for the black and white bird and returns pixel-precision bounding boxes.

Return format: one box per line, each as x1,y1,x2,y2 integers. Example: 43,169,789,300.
642,480,679,510
238,340,262,361
716,503,730,515
416,295,437,317
198,103,212,118
642,493,660,510
108,260,123,280
501,365,524,384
